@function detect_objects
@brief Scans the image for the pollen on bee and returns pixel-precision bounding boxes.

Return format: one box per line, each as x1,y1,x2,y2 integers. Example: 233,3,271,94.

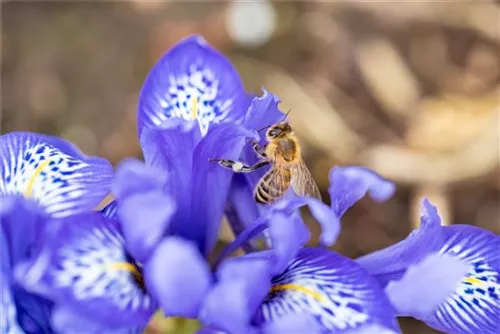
232,162,243,172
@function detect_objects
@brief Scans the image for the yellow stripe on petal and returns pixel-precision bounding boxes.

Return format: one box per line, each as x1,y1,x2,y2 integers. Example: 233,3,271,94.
463,276,484,285
191,94,199,120
25,159,52,198
270,284,326,302
106,262,139,274
106,262,144,288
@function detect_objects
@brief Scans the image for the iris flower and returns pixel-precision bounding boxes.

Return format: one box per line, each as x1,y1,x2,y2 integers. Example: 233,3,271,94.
197,166,404,334
0,132,114,332
356,199,500,334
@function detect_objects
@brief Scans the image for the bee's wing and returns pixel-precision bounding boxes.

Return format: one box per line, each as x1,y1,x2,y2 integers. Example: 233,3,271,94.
291,160,322,201
254,165,292,204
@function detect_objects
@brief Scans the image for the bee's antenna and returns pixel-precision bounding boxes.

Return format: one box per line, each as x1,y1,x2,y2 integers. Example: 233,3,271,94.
257,109,292,133
257,125,271,133
282,109,292,121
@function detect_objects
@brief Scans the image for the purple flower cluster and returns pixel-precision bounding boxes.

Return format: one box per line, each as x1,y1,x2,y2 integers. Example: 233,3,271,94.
1,35,499,334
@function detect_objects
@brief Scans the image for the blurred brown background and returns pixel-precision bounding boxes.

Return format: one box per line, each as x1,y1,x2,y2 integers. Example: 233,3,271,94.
2,1,499,333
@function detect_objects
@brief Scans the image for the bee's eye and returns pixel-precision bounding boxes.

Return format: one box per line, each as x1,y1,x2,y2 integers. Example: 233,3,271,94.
269,129,280,137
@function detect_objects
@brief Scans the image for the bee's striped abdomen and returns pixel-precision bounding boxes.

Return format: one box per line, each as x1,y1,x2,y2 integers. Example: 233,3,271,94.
254,167,291,204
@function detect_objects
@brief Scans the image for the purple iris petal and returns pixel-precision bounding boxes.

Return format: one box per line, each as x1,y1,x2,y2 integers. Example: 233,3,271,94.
16,212,155,328
269,194,341,246
190,123,256,254
112,158,167,199
206,247,400,333
100,200,119,219
385,252,471,317
51,306,142,334
1,195,46,267
329,166,395,218
1,198,54,333
138,35,247,137
1,272,23,333
253,248,401,333
340,324,400,334
144,236,211,318
118,190,175,264
0,132,113,218
242,89,284,131
178,123,256,255
357,199,500,334
196,326,227,334
200,254,273,334
213,219,268,268
423,224,500,333
261,313,322,334
11,287,54,334
211,198,299,268
1,229,10,274
140,127,197,201
226,172,261,233
139,121,255,255
214,195,340,271
112,159,175,263
268,211,309,275
225,174,259,245
299,196,341,246
203,280,261,334
356,199,445,285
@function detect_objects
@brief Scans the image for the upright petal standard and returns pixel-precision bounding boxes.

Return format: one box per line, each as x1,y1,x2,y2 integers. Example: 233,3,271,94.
138,35,249,137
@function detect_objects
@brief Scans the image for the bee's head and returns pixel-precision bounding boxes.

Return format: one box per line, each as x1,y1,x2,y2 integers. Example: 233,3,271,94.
266,122,292,140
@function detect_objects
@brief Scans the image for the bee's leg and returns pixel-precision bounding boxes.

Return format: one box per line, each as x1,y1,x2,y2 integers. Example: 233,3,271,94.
210,159,270,173
249,140,267,158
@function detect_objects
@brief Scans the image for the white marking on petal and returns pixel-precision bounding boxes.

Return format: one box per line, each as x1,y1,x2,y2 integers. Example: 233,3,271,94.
429,228,500,333
232,162,243,172
260,251,388,332
1,135,111,217
52,224,151,313
154,65,233,136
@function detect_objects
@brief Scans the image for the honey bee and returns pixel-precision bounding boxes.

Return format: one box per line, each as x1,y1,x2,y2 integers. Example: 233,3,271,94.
210,113,321,204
